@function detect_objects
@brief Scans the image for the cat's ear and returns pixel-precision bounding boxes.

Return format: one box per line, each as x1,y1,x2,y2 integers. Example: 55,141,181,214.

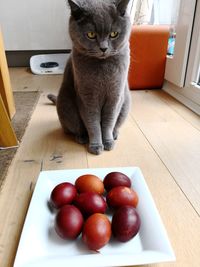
115,0,130,16
68,0,83,20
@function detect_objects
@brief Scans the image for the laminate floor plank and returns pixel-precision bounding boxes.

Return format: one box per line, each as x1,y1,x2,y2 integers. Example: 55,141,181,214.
130,90,200,215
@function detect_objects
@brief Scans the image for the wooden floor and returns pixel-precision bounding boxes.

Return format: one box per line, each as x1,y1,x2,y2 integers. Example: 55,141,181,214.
0,67,200,267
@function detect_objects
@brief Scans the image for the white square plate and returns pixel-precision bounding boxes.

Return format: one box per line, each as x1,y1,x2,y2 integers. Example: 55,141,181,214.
13,167,175,267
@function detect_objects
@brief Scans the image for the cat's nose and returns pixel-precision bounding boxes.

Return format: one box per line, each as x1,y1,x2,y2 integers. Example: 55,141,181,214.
100,47,107,53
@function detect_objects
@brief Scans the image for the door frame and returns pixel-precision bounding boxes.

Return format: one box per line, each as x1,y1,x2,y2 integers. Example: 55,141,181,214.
164,0,197,87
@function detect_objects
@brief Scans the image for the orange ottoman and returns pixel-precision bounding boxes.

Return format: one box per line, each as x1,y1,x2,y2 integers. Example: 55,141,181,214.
128,25,170,90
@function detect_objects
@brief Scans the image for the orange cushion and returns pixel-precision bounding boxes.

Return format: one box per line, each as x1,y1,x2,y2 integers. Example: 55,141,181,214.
128,25,170,90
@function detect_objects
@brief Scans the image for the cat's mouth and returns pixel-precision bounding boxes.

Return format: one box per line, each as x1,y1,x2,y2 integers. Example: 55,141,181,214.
87,51,117,59
99,53,108,59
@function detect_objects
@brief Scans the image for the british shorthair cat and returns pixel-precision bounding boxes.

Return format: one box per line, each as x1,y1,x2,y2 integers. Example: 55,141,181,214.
48,0,132,155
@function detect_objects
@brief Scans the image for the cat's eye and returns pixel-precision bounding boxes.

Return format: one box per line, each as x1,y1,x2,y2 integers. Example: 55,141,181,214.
110,31,118,38
87,32,97,39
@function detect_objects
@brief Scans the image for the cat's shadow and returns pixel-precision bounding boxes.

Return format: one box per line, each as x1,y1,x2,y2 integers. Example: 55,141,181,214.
46,128,72,141
43,128,88,153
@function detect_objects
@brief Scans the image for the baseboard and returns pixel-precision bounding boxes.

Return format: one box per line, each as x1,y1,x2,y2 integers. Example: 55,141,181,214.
6,50,71,67
162,81,200,115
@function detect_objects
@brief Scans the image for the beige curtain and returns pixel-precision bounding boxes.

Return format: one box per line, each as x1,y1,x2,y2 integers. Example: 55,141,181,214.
133,0,154,24
132,0,181,25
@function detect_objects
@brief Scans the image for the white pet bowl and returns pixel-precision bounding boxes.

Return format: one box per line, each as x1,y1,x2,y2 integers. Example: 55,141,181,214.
30,53,69,75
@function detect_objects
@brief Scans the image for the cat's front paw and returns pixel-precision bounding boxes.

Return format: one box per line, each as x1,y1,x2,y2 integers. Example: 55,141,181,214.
103,139,115,151
88,143,104,155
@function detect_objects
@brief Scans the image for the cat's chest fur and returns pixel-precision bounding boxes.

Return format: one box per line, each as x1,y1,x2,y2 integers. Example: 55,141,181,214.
72,49,129,100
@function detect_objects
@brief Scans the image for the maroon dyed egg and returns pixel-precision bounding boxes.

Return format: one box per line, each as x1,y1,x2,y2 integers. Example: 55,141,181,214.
112,205,141,242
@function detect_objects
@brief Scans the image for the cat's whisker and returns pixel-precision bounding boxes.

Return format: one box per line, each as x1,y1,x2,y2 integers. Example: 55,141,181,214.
130,56,140,63
87,50,97,54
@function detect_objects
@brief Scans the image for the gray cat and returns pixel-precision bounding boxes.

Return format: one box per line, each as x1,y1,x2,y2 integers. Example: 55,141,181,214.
48,0,132,155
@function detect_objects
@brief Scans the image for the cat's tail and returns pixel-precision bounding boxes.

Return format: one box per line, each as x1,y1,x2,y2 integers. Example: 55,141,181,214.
47,94,57,105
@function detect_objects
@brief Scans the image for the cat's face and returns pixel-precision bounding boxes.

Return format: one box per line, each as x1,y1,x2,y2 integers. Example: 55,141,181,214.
68,0,131,59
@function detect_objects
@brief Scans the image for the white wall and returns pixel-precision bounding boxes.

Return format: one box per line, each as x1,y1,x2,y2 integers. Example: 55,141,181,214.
1,0,135,51
0,0,72,50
